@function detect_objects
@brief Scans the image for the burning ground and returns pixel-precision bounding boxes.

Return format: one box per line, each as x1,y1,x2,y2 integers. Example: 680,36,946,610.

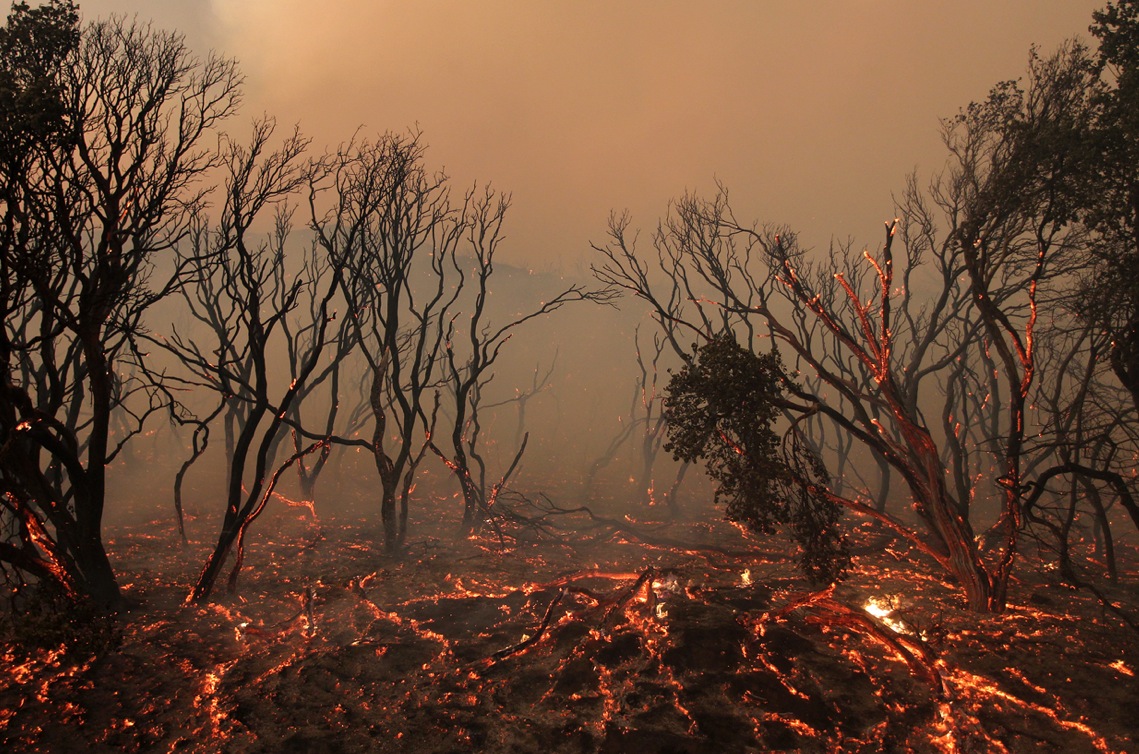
2,500,1138,753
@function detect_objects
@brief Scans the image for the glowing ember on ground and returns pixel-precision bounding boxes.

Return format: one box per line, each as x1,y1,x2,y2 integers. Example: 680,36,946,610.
1108,659,1134,676
1,511,1136,753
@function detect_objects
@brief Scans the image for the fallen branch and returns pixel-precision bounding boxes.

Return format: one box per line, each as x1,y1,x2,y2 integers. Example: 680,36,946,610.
765,586,946,698
490,587,567,662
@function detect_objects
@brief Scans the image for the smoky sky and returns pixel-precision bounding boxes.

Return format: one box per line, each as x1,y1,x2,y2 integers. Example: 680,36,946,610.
79,1,1101,270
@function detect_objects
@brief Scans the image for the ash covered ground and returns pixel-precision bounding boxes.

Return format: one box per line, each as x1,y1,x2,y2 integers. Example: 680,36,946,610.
2,492,1138,754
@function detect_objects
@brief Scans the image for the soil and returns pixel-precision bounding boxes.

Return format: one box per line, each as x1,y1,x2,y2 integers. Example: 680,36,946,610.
2,499,1138,753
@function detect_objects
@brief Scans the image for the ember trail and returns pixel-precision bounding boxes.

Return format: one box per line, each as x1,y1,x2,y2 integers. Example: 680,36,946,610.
2,2,1139,753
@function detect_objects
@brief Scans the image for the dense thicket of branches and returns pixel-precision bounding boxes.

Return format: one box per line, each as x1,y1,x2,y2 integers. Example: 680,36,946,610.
4,0,1139,617
0,2,604,607
0,1,241,608
595,3,1139,612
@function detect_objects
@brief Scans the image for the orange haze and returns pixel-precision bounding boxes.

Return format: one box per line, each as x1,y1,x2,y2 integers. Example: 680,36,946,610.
80,0,1101,268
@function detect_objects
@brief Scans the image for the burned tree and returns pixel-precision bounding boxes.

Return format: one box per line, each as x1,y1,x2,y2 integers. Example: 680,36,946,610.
0,5,240,608
1020,322,1129,580
309,132,462,552
0,0,82,603
431,189,613,535
151,119,356,602
595,42,1098,612
1082,1,1139,411
276,272,360,507
1008,2,1139,583
165,146,359,548
582,322,689,514
309,136,612,548
947,42,1098,607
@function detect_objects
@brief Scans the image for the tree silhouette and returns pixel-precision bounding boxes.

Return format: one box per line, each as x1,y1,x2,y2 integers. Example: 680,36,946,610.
0,6,240,608
596,41,1100,612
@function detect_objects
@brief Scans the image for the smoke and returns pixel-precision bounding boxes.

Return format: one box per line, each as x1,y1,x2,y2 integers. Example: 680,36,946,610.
119,0,1099,269
73,0,1103,524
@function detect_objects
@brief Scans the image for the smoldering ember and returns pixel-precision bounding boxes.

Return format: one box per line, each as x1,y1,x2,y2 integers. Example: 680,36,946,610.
2,1,1139,752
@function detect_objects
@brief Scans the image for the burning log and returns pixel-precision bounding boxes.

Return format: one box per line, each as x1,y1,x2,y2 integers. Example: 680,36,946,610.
763,585,946,697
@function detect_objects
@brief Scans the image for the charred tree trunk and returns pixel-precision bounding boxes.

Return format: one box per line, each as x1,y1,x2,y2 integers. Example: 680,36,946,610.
188,402,266,603
1083,480,1117,581
893,402,994,612
370,367,400,553
72,326,123,609
663,460,689,517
